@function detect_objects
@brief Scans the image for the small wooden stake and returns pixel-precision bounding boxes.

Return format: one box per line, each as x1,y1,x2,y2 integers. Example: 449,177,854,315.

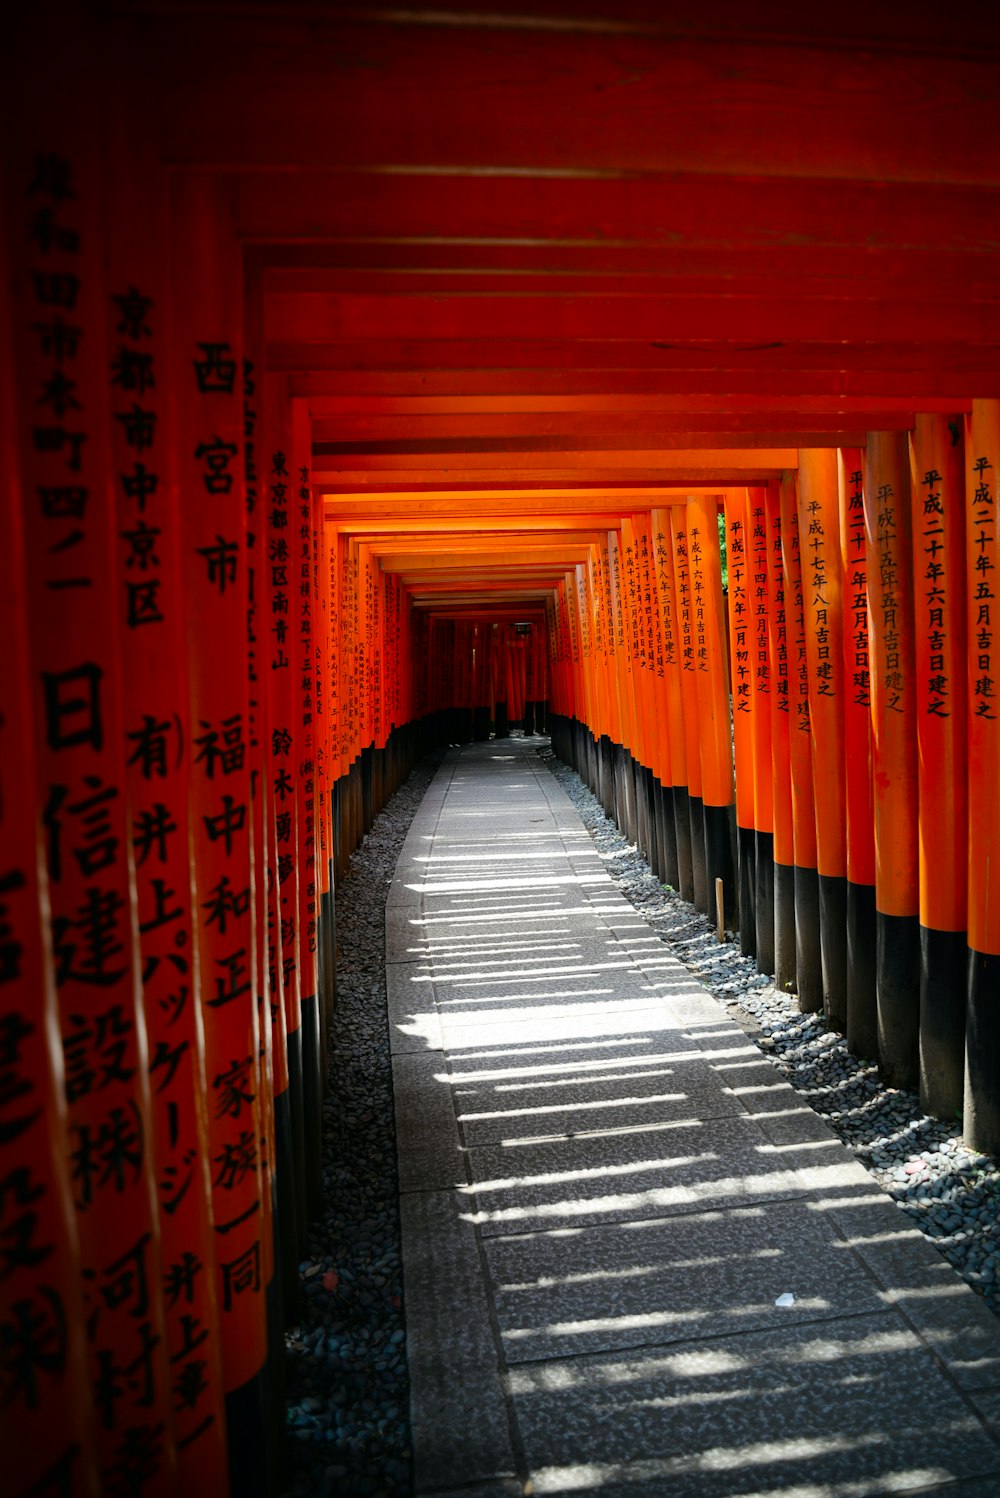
716,877,725,943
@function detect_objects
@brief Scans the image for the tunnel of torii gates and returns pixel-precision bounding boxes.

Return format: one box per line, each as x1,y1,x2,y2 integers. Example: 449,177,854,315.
8,0,1000,1494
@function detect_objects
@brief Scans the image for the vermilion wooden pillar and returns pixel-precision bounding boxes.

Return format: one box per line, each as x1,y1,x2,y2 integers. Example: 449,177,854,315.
291,403,324,1219
748,488,775,972
909,414,968,1117
170,173,268,1493
105,129,227,1479
262,378,306,1264
764,481,796,991
652,507,694,901
838,452,878,1060
8,50,177,1493
780,471,823,1010
724,490,756,953
797,449,847,1031
964,399,1000,1153
671,511,708,912
687,495,735,928
1,206,100,1498
865,430,920,1090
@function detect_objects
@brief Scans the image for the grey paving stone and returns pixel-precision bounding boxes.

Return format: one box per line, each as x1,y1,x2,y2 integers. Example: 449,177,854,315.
451,1048,745,1146
439,1003,729,1056
400,1191,517,1491
464,1112,806,1235
393,1052,467,1192
387,958,437,1025
507,1311,1000,1497
385,905,431,961
485,1199,887,1362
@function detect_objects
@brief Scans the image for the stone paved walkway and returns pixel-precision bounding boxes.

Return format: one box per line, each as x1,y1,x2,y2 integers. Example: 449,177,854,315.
388,740,1000,1498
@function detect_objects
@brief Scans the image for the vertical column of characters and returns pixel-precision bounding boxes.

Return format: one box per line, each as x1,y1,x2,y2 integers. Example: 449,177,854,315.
250,350,294,1323
240,274,282,1485
639,513,670,801
262,382,305,1263
0,232,99,1498
596,539,621,753
748,488,775,971
339,534,355,843
311,487,332,1023
779,471,822,1011
585,548,607,757
723,490,755,954
545,600,560,724
637,515,672,794
606,533,636,842
104,155,227,1476
627,514,657,862
651,508,692,901
8,132,177,1494
670,510,708,913
291,404,323,1219
617,520,642,765
686,495,735,929
586,545,610,802
909,415,968,1117
359,544,374,769
964,400,1000,1153
838,453,877,1060
796,449,847,1030
563,571,579,734
573,567,592,756
169,175,267,1491
864,430,919,1090
763,482,795,991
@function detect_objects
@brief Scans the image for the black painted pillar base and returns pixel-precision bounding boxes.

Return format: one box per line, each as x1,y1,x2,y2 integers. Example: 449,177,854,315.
774,861,796,993
473,705,491,741
642,768,659,874
919,926,968,1119
704,803,735,932
321,883,336,1023
301,993,324,1220
794,864,823,1011
673,785,694,903
846,881,877,1060
599,735,614,816
818,873,848,1033
273,1086,299,1317
265,1198,286,1497
624,746,636,827
689,794,707,913
495,700,509,737
966,949,1000,1153
287,1025,307,1254
523,701,535,735
227,1364,269,1498
612,743,628,833
876,911,920,1090
755,830,775,975
657,781,679,890
738,824,756,958
635,759,651,860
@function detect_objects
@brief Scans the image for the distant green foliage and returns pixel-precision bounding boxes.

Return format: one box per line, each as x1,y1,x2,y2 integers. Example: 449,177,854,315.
717,507,728,590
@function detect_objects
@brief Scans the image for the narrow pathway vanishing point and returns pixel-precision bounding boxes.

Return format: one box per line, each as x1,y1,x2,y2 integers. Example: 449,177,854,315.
388,739,1000,1498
